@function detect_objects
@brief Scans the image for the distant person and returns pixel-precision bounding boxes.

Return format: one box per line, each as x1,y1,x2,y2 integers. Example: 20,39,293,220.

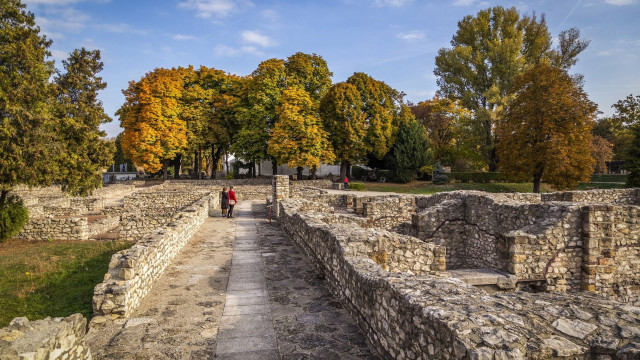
227,186,237,218
344,176,349,189
221,187,229,217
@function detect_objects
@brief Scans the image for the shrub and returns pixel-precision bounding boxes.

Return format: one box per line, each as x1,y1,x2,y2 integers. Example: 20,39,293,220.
432,162,449,185
590,174,627,183
351,166,368,180
225,172,234,180
0,195,29,242
349,182,365,191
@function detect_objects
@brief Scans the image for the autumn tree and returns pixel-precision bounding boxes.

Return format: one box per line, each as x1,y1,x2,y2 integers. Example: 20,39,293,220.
496,63,597,193
118,68,188,180
53,48,115,195
0,0,56,206
319,82,367,178
232,58,287,174
346,72,403,161
410,97,471,164
591,136,614,174
268,87,335,179
435,6,589,171
284,52,332,102
385,119,431,183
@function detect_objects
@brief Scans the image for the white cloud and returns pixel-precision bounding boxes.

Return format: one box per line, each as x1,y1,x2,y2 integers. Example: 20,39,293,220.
373,0,413,6
35,7,89,38
49,49,69,62
178,0,253,18
397,31,425,42
604,0,637,5
241,30,275,47
95,23,147,35
213,44,263,57
452,0,489,6
173,34,197,41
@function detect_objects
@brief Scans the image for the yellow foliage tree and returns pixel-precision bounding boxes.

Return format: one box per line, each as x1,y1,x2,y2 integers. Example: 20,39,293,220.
268,87,335,178
497,63,597,192
117,68,188,179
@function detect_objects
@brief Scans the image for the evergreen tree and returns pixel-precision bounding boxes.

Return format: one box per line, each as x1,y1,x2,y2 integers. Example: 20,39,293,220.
432,161,449,185
385,120,431,183
0,0,56,206
626,125,640,187
54,48,115,195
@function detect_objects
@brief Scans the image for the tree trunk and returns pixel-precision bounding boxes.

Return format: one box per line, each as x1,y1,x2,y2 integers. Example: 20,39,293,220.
173,153,182,179
193,151,198,179
533,167,544,193
310,167,317,180
198,147,203,180
162,160,169,181
211,145,224,179
271,157,278,175
0,189,8,208
340,160,350,180
296,167,303,180
225,153,229,177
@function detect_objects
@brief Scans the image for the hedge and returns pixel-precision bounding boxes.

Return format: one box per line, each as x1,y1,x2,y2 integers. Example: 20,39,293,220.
349,182,365,191
590,174,627,183
448,172,503,183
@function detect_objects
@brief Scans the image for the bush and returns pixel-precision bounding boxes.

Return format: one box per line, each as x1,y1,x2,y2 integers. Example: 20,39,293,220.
0,196,29,242
349,182,365,191
448,172,503,183
432,162,449,185
351,166,368,181
590,174,627,183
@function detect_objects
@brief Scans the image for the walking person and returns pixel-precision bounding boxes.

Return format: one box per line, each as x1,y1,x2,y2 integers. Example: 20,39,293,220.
221,187,229,217
343,176,349,190
227,186,237,218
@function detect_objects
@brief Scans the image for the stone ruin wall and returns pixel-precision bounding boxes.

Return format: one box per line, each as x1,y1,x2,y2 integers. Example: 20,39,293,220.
92,194,211,321
14,184,137,241
0,314,91,360
276,196,640,359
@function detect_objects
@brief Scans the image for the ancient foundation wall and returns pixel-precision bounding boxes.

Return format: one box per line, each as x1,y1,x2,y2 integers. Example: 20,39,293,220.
277,196,640,359
17,217,89,241
0,314,91,360
542,188,639,204
92,194,210,320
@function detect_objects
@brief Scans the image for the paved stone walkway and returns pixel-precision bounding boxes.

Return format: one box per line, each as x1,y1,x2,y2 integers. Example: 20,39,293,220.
88,201,377,359
215,204,279,359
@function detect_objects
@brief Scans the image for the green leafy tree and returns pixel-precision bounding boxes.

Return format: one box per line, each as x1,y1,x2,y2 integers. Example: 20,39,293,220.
496,63,597,193
385,120,431,183
53,48,115,196
232,58,287,173
268,87,335,179
111,133,136,172
435,6,589,171
0,0,56,206
319,82,367,178
284,52,332,102
626,126,640,187
347,72,403,161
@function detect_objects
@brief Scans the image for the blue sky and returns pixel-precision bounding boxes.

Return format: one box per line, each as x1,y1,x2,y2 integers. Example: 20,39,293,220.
22,0,640,137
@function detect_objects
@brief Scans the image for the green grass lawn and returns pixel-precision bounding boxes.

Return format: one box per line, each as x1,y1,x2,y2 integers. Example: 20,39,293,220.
0,239,131,327
362,181,627,194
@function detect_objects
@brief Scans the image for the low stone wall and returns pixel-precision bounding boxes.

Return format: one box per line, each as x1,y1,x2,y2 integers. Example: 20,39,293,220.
542,188,639,204
17,217,89,241
92,194,210,320
0,314,91,360
277,196,640,359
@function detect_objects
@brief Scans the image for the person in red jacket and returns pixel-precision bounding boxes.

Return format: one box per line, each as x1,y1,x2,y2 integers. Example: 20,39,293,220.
227,186,237,218
343,176,349,189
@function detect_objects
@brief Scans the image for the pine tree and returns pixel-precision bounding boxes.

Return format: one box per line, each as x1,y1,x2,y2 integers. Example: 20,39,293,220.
0,0,56,206
385,119,431,183
432,161,449,185
54,48,115,195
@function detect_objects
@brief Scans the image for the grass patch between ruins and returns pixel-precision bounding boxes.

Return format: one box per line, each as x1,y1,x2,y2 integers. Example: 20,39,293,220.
0,239,132,327
362,181,626,194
